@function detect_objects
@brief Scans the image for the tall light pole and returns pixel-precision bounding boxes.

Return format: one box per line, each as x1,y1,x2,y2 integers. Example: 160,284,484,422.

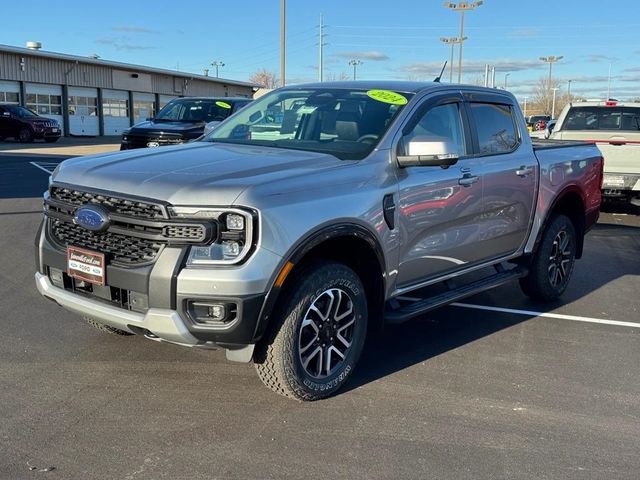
280,0,286,87
318,14,326,82
349,59,363,80
211,61,225,78
551,87,559,118
567,79,572,101
504,72,511,89
523,96,528,118
540,55,563,114
440,37,466,83
607,63,612,99
444,1,483,83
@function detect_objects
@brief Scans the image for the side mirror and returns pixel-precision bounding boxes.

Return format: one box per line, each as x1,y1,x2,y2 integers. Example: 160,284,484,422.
203,120,221,136
397,135,460,168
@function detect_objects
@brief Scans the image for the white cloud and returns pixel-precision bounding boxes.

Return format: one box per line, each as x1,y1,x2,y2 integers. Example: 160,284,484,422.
334,51,390,61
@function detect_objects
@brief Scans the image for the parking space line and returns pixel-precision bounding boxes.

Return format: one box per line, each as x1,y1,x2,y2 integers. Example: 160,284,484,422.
451,302,640,329
29,161,58,174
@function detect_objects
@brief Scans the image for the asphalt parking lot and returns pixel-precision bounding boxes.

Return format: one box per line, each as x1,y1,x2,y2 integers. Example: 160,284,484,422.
1,145,639,479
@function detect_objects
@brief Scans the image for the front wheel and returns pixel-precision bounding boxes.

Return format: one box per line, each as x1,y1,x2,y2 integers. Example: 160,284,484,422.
18,128,34,143
254,262,368,401
519,214,576,301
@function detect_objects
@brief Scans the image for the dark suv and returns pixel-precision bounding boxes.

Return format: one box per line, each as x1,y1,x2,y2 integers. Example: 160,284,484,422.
0,104,61,143
120,97,252,150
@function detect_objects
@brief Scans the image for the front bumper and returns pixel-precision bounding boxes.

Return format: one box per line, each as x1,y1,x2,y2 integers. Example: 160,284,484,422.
35,219,280,355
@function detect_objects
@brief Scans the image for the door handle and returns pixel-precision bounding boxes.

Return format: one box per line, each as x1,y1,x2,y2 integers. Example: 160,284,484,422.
458,174,479,187
516,166,534,177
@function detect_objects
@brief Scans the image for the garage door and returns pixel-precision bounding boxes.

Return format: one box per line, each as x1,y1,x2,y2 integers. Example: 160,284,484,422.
0,81,20,104
132,92,155,125
159,95,177,110
102,89,130,136
68,86,99,136
25,83,64,132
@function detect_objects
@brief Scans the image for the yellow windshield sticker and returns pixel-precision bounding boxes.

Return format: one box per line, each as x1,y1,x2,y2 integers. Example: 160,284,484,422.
366,90,408,105
216,101,232,109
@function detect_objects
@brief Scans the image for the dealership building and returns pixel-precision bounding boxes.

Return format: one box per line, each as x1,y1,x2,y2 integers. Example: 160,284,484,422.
0,43,256,137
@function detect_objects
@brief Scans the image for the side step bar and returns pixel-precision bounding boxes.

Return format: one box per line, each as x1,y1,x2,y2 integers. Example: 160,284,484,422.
384,265,528,324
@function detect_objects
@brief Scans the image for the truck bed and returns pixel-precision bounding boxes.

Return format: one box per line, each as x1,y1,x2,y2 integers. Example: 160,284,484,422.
531,139,592,150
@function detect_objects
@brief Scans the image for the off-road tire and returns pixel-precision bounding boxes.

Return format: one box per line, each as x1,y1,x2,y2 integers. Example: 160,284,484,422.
254,261,368,401
18,128,34,143
83,316,133,335
519,214,576,301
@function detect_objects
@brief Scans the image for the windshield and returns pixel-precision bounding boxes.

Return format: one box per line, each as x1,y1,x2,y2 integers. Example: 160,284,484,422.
202,88,414,160
155,99,234,123
7,106,38,118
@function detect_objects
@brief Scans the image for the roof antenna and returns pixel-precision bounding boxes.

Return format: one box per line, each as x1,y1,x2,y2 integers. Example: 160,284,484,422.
433,61,447,83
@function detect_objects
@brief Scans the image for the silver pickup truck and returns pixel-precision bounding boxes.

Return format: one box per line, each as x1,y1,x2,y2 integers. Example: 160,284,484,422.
35,82,603,400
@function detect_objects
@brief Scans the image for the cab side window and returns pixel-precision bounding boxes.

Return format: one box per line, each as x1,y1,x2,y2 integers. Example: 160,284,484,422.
470,103,518,154
404,103,466,156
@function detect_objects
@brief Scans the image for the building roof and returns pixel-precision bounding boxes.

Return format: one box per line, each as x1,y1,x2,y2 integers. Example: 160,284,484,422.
0,44,257,88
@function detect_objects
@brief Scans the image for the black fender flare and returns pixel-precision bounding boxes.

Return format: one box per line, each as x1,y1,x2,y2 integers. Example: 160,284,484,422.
252,222,387,341
531,184,587,259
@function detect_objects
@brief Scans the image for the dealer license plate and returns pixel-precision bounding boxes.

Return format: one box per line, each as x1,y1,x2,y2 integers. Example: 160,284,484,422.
51,128,59,133
67,246,105,285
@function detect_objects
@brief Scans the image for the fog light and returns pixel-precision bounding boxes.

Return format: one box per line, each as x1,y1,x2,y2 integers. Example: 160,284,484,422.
49,267,64,288
226,213,245,231
208,304,227,321
222,241,241,259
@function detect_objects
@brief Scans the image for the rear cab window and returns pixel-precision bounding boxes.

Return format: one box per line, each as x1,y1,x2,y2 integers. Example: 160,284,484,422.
469,103,519,154
562,106,640,132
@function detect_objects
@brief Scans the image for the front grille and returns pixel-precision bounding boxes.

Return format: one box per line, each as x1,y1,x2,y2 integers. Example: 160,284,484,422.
126,133,185,149
46,186,215,267
51,220,162,265
50,186,166,219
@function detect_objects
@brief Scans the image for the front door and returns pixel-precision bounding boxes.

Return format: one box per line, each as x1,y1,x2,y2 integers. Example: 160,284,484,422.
395,93,486,289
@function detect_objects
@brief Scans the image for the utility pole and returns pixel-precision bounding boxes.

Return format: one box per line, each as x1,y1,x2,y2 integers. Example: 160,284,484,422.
551,87,559,118
540,55,563,114
318,14,327,82
211,61,225,78
444,1,483,83
440,37,466,83
504,72,510,89
280,0,286,87
349,59,363,80
491,66,496,88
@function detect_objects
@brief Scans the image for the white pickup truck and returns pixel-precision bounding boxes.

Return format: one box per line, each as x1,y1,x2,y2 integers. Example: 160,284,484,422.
551,100,640,206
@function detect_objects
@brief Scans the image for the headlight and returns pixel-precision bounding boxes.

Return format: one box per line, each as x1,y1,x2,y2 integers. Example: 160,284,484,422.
168,207,257,266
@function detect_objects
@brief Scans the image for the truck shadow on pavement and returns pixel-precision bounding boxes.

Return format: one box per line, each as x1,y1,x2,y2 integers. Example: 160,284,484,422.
344,215,640,395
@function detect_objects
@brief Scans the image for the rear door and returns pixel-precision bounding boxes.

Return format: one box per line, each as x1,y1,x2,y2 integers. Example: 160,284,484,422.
464,92,537,259
395,92,486,287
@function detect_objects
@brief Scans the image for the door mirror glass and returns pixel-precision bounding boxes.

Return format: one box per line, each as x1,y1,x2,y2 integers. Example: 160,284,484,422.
397,135,459,167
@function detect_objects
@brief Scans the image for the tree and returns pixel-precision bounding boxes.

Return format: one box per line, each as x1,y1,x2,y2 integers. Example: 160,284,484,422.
249,69,279,89
528,76,579,117
326,71,350,81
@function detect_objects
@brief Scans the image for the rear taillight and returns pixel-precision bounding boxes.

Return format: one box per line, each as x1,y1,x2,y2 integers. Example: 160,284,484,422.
599,156,604,189
605,101,617,106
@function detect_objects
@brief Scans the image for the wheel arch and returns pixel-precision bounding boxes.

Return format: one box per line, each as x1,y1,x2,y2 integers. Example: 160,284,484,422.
253,222,387,342
535,186,587,259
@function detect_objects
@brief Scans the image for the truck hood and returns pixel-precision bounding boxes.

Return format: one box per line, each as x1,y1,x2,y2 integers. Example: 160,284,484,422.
129,120,204,135
53,142,348,206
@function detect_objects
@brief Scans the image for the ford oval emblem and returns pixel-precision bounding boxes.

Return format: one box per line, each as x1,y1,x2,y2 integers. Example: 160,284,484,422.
73,205,110,232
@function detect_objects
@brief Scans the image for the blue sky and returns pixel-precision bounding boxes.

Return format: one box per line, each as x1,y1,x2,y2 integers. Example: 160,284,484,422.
2,0,639,99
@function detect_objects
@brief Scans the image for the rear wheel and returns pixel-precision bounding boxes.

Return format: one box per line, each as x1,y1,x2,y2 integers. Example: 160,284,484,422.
254,262,368,401
18,128,34,143
519,214,576,301
83,316,133,336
